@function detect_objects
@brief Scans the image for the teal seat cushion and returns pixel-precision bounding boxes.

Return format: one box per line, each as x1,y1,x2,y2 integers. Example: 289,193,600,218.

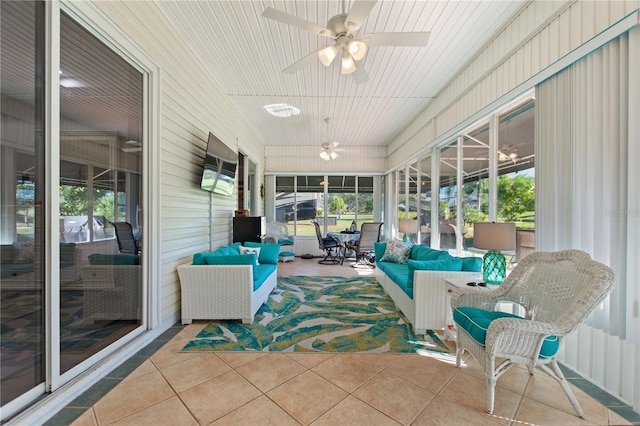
204,253,258,277
453,307,560,359
410,245,442,261
254,264,276,291
278,238,294,245
375,259,393,275
88,253,140,265
244,242,280,265
380,262,411,298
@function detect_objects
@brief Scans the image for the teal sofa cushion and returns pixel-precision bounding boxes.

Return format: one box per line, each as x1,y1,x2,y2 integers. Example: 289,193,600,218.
254,264,277,291
88,253,140,265
459,256,482,272
192,243,243,265
378,262,412,298
410,245,442,261
453,307,560,359
244,242,280,265
374,242,387,261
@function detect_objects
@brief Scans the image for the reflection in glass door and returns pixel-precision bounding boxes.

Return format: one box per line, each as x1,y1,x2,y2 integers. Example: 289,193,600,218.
0,0,46,408
59,11,143,374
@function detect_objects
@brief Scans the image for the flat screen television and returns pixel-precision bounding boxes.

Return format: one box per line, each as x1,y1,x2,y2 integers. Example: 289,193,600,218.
200,132,237,197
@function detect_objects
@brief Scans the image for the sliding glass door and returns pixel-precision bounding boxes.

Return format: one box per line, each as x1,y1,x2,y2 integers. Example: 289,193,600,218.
59,11,143,374
1,2,147,417
0,0,46,408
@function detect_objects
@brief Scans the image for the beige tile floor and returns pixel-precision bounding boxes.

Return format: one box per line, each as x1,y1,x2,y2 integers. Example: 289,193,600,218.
68,258,634,426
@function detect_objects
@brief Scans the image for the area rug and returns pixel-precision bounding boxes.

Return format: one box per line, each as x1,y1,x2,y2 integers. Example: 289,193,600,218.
181,276,450,354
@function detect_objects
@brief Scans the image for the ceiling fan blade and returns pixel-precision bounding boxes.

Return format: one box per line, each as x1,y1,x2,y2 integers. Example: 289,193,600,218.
362,32,431,47
262,7,334,38
345,1,377,34
282,50,321,74
352,65,369,85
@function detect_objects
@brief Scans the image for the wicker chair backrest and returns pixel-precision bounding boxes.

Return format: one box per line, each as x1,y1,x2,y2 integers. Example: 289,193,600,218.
497,250,615,331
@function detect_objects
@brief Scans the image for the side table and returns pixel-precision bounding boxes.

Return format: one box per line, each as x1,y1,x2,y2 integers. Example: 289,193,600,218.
443,277,492,340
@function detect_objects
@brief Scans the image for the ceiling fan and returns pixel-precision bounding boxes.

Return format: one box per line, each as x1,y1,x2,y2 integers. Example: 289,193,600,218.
262,0,430,84
319,141,342,161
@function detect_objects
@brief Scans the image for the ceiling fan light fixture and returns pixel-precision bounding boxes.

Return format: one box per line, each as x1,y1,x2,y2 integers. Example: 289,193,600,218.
319,151,331,161
330,151,339,160
341,52,356,74
347,40,367,61
318,45,339,66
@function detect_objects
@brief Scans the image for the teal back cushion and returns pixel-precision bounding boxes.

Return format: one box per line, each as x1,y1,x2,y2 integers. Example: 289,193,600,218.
244,242,280,265
88,253,139,265
204,254,257,276
459,256,482,272
193,243,242,265
410,245,442,261
374,242,387,261
406,258,464,288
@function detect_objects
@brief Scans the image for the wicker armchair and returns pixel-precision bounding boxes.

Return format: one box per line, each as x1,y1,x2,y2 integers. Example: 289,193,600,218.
450,249,615,417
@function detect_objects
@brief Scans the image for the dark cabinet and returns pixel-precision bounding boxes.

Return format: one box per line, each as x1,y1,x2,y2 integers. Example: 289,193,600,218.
233,216,266,244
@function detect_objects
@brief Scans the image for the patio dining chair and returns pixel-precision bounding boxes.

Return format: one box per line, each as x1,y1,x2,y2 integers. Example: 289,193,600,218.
450,249,615,417
313,221,340,264
344,222,382,267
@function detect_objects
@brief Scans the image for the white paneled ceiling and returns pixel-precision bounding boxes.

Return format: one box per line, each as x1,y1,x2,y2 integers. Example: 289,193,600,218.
157,1,527,150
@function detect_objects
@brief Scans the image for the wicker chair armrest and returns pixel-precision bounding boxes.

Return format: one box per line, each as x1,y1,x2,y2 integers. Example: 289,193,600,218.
486,317,564,358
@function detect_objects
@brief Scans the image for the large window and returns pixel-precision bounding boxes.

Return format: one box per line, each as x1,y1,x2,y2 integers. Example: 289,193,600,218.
274,175,378,236
394,96,535,258
438,142,459,250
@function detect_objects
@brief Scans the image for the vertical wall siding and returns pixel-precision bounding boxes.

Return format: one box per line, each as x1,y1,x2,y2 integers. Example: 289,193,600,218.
388,0,637,167
92,1,265,323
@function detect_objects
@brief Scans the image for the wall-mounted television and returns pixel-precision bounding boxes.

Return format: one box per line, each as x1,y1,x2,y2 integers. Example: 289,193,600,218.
200,132,237,197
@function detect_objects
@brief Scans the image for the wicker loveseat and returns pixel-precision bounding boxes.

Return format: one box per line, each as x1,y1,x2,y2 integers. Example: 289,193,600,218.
177,242,278,325
374,241,482,334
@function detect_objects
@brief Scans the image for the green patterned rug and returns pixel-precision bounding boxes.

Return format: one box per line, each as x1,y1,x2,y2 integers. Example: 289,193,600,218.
181,276,450,354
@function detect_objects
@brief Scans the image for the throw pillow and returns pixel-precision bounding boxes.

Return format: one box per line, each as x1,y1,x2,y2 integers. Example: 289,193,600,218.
239,246,261,264
379,240,413,264
244,242,280,265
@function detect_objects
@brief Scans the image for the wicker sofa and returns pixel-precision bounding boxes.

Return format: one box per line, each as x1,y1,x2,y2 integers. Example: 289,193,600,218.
177,242,279,325
374,242,482,334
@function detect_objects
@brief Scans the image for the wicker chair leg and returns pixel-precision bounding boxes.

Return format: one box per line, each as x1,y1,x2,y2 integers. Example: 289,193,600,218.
549,360,584,418
455,346,463,367
486,377,496,414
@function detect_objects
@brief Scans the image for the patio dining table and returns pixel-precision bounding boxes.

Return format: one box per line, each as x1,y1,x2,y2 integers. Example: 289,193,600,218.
327,231,360,263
